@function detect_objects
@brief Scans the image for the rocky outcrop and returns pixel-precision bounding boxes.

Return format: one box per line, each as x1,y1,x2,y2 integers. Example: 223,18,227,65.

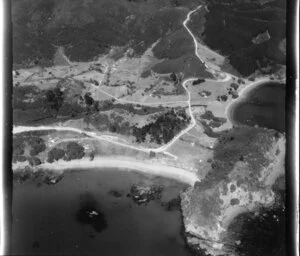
252,30,271,45
127,185,163,205
181,129,285,256
13,167,64,185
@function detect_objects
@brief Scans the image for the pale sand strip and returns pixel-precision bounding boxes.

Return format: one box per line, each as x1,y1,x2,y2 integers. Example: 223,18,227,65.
35,157,199,186
225,77,279,125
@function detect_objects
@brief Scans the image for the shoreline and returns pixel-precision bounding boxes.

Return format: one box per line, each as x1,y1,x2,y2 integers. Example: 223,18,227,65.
225,77,285,127
13,157,200,186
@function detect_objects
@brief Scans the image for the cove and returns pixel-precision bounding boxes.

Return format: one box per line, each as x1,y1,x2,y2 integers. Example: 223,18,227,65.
230,82,285,132
12,169,193,256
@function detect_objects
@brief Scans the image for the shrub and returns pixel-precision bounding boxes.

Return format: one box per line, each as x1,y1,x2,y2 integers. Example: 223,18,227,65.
29,157,42,166
84,93,94,106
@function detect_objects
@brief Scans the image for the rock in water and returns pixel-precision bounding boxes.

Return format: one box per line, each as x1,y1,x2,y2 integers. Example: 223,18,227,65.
128,185,163,205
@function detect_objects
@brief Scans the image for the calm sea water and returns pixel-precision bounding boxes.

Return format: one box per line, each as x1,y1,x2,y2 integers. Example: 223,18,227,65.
227,185,286,256
12,169,192,256
231,82,285,132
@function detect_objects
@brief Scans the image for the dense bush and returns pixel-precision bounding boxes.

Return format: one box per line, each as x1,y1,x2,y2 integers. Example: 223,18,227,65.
60,103,85,117
64,142,85,161
28,137,46,156
133,109,190,144
28,157,42,166
47,148,66,163
199,121,221,138
196,0,286,76
46,87,64,111
13,135,46,162
230,83,239,90
13,137,25,158
200,110,215,120
84,93,94,106
12,0,196,67
192,79,205,85
151,54,212,79
198,127,276,189
217,95,228,102
14,155,27,163
47,142,85,162
200,111,227,128
231,91,239,99
13,86,40,108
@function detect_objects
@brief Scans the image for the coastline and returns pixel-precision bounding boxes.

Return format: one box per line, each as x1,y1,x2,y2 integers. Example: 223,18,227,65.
225,77,285,127
10,2,287,255
13,157,200,186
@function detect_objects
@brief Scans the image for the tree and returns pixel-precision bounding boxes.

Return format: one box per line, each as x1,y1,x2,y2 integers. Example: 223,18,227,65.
84,93,94,106
230,83,239,90
170,72,177,82
46,87,64,111
192,78,205,85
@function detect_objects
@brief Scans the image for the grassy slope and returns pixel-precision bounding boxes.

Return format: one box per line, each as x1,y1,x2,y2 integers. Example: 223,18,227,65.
12,0,197,67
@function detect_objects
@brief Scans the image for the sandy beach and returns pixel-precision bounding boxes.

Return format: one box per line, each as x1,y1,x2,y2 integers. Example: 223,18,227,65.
15,157,200,186
225,77,282,126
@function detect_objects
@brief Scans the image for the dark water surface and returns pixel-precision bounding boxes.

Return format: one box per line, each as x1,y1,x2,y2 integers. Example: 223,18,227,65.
227,186,286,256
12,169,192,256
232,206,286,256
231,82,285,132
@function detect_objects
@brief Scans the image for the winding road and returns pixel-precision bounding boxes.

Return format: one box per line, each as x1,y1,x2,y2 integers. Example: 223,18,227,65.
183,5,209,70
13,4,233,160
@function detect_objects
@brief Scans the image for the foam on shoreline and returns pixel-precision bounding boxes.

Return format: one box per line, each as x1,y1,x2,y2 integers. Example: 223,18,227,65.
225,78,284,126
